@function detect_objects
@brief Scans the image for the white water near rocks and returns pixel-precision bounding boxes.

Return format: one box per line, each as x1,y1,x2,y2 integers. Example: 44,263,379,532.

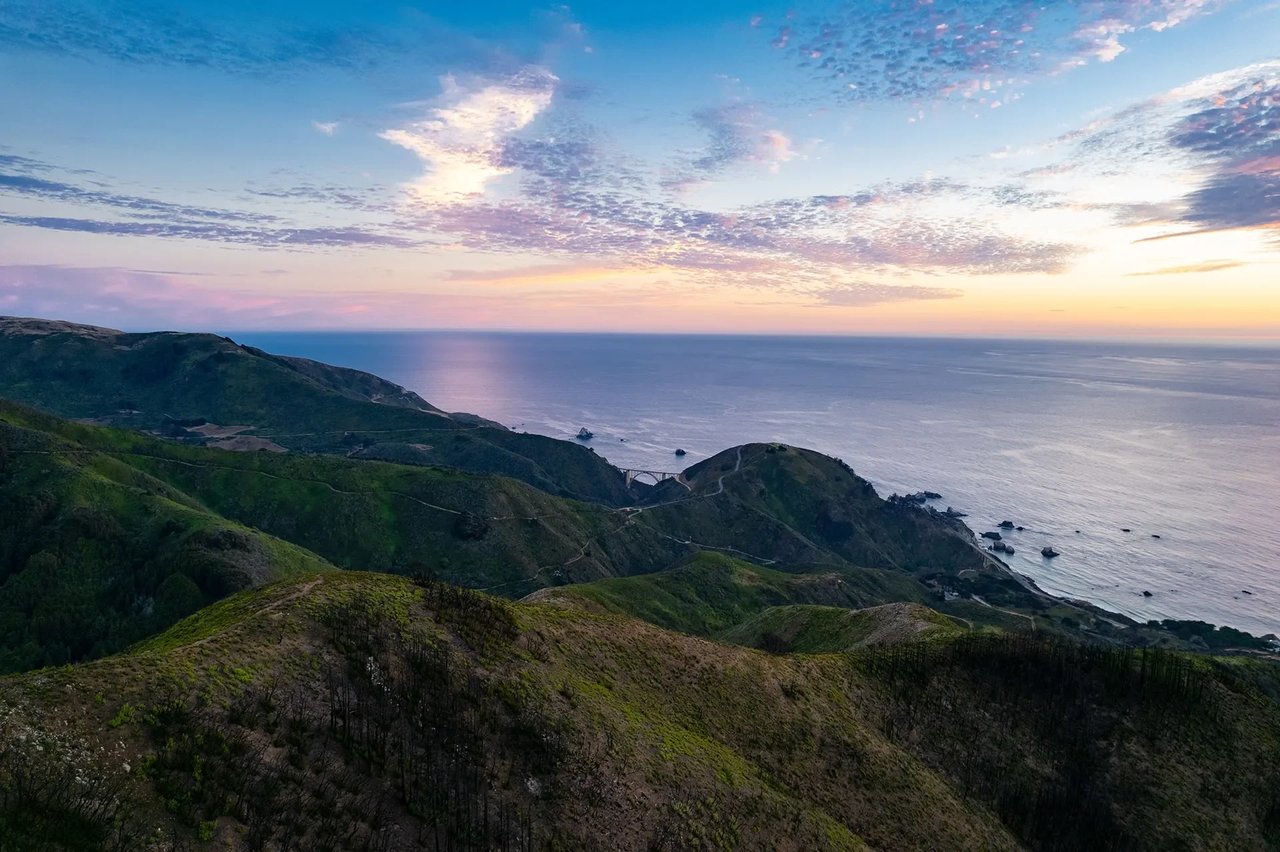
230,331,1280,636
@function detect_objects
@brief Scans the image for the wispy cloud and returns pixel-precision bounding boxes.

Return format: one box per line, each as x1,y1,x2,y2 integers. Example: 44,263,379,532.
0,264,687,330
380,68,558,204
1168,69,1280,238
0,264,438,329
0,0,513,80
810,282,964,306
0,169,281,223
422,176,1078,291
669,103,796,187
445,262,623,283
0,265,293,328
1127,260,1245,275
1048,61,1280,243
755,0,1230,104
0,154,415,248
0,214,420,248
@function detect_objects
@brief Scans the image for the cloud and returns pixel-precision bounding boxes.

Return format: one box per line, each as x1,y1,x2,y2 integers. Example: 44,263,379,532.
0,169,281,224
0,152,88,176
245,181,393,214
312,121,340,136
0,264,690,330
0,154,415,248
0,265,294,328
1164,70,1280,238
496,136,598,183
0,214,418,248
0,264,451,329
810,282,964,306
1127,260,1245,275
380,68,558,205
0,0,515,81
1177,171,1280,235
420,176,1079,290
1169,74,1280,163
687,103,796,177
445,263,620,283
1034,61,1280,244
754,0,1228,104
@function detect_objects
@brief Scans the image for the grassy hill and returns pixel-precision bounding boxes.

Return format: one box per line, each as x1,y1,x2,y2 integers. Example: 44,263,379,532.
720,603,964,653
532,554,966,652
640,444,997,573
0,316,635,505
1,571,1276,851
0,400,687,669
527,552,929,637
0,402,335,673
0,397,1204,674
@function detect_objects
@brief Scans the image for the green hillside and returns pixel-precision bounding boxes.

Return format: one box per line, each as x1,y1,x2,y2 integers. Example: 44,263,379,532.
528,552,928,637
720,603,964,653
0,403,335,673
640,443,997,574
0,397,1204,674
0,400,686,668
0,316,635,505
1,572,1276,851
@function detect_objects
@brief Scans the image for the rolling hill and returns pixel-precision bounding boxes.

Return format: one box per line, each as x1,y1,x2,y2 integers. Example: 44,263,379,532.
0,316,635,505
0,398,694,672
0,385,1218,675
0,401,336,673
1,571,1276,851
2,315,1279,850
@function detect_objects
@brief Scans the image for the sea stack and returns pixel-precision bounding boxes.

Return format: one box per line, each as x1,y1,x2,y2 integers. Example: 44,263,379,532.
1042,547,1060,558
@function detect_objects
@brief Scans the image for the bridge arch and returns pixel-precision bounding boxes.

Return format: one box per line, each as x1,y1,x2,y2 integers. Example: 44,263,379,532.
622,469,682,486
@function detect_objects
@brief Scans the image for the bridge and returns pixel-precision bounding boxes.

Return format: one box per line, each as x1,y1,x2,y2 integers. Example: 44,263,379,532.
620,468,686,487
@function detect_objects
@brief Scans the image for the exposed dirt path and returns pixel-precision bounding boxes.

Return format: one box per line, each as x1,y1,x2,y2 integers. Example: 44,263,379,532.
185,576,327,650
971,595,1037,630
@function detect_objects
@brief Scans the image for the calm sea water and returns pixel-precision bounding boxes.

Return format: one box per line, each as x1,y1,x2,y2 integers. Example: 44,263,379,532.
229,332,1280,636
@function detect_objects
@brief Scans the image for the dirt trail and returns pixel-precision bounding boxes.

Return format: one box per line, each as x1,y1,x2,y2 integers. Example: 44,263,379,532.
971,595,1037,630
185,576,327,650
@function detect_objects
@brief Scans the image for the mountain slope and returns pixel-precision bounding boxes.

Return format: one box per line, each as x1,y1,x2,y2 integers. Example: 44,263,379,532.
0,398,1169,673
0,403,335,673
526,552,929,637
0,316,635,504
0,399,683,602
2,572,1276,851
641,444,996,573
720,603,964,652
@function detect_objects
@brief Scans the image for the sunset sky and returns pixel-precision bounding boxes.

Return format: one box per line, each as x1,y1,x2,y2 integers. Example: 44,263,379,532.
1,0,1277,336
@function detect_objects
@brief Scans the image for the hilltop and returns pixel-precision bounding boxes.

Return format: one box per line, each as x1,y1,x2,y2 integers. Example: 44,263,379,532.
0,316,634,505
2,571,1277,851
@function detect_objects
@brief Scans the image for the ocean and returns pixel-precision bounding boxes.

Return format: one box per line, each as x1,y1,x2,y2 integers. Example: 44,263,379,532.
228,331,1280,637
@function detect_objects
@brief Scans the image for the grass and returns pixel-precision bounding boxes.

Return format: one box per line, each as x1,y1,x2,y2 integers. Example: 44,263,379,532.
0,409,338,672
0,323,636,505
3,571,1278,850
543,552,930,637
720,602,963,653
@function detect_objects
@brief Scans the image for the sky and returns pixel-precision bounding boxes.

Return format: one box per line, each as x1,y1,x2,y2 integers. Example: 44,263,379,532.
0,0,1277,337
